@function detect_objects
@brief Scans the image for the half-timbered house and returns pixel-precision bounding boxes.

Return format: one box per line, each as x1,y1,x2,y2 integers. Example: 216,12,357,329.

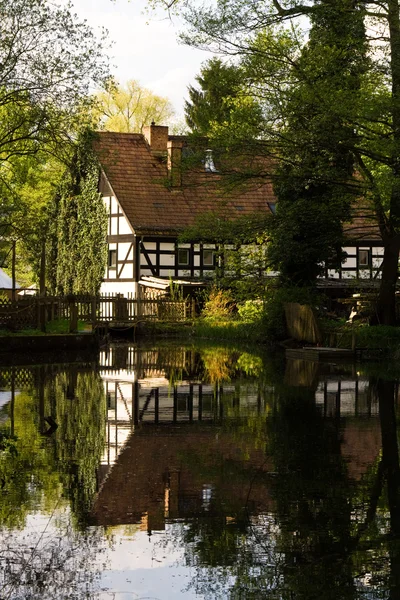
94,123,384,297
95,124,275,298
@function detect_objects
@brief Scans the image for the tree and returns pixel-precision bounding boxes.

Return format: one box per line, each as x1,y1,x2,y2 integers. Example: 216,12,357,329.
0,153,65,288
184,57,263,143
267,0,368,285
185,58,243,135
94,80,174,132
0,0,110,164
145,0,400,325
0,0,111,290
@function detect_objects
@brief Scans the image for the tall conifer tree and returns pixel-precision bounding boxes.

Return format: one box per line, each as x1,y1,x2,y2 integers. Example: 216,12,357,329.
268,0,368,285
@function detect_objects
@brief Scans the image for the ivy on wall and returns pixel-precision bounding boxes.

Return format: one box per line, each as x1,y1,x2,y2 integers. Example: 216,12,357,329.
46,131,108,295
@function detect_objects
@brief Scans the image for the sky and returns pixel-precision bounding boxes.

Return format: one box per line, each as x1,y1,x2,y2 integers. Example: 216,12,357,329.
70,0,214,122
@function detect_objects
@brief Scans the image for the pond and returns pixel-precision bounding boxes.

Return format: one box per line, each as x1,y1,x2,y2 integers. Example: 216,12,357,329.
0,341,399,599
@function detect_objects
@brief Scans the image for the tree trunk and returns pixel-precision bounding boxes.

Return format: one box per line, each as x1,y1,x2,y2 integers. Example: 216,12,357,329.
378,378,400,535
11,240,16,302
39,239,46,297
377,0,400,325
374,237,400,325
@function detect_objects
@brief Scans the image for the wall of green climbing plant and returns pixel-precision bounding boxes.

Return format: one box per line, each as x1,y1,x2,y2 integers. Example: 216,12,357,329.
46,131,108,296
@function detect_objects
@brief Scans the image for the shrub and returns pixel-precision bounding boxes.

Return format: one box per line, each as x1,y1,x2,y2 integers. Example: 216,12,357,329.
201,287,235,321
237,299,265,321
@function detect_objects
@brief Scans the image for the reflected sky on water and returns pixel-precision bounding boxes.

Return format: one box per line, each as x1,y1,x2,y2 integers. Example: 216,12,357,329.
0,341,399,599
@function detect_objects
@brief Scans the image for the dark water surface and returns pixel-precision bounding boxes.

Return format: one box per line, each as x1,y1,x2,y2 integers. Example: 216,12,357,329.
0,341,399,599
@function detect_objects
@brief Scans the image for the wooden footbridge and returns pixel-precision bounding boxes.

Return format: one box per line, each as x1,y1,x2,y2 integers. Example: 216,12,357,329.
0,294,196,331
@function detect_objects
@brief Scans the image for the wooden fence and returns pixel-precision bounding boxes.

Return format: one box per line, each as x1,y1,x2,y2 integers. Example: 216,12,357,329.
0,295,195,331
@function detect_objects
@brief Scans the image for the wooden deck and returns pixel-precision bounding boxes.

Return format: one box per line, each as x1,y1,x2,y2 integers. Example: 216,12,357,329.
286,347,356,362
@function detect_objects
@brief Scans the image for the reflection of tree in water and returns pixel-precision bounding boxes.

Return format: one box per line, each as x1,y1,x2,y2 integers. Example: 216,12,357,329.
0,367,105,530
169,371,400,600
0,367,108,599
364,377,400,599
41,368,106,528
0,388,61,529
0,515,106,600
267,385,355,600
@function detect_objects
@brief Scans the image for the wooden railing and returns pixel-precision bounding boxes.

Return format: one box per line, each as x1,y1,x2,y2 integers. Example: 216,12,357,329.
0,294,195,331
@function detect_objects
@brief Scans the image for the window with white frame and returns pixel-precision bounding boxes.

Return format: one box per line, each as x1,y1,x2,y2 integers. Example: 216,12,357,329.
203,249,214,266
178,248,189,266
358,249,370,267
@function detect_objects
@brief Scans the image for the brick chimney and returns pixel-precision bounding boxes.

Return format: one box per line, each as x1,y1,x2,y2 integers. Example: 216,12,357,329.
143,122,168,156
167,138,183,187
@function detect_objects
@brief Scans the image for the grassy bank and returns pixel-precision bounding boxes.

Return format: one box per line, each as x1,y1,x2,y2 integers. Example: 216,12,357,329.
0,319,89,337
193,318,271,344
321,320,400,350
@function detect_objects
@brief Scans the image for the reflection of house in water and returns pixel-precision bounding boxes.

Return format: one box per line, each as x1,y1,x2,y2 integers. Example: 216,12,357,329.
315,377,381,481
98,344,266,484
93,423,274,531
94,349,383,533
315,378,378,417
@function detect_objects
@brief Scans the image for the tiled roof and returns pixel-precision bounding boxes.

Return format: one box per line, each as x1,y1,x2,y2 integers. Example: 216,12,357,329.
344,202,381,241
94,131,382,242
94,132,276,235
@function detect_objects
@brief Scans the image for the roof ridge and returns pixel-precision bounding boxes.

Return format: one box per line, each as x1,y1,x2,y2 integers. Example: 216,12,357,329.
96,131,145,139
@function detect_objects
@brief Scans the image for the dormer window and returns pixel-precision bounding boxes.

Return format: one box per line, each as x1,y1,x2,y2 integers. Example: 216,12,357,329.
204,149,218,173
268,202,276,215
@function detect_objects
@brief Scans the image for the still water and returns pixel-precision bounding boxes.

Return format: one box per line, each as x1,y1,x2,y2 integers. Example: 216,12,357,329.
0,341,399,599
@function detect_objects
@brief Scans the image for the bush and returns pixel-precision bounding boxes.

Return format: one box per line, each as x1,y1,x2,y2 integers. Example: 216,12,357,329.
237,300,265,321
196,283,322,343
201,287,235,321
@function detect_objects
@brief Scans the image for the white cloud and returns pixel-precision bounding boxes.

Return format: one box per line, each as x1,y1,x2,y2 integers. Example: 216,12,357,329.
70,0,214,117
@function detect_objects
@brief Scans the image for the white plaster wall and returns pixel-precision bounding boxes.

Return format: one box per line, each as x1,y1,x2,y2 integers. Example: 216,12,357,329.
162,254,176,267
342,271,356,279
159,268,175,277
110,196,118,213
118,243,133,260
110,216,118,235
119,214,133,234
372,257,383,269
327,269,340,278
119,263,134,279
343,257,357,268
160,242,175,251
100,281,138,297
144,253,157,266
